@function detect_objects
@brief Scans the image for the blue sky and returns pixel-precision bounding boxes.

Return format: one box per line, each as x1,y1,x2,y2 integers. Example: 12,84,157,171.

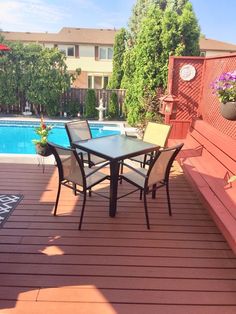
0,0,235,44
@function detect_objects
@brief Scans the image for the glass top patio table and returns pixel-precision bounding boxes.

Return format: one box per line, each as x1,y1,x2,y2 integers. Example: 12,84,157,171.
73,135,159,217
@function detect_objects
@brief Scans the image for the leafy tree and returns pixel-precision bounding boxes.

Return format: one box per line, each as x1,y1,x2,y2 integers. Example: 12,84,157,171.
85,89,97,118
0,39,78,116
26,46,72,116
107,28,127,89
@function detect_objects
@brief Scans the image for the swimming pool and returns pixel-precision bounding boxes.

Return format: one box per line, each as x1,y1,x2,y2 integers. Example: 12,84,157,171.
0,120,121,154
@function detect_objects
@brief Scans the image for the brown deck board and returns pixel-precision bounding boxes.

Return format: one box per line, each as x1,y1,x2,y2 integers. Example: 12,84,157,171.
0,162,235,313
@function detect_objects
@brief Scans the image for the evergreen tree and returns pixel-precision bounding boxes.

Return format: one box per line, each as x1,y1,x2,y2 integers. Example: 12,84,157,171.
107,28,126,89
128,0,168,42
85,89,97,118
121,0,200,126
108,92,119,119
125,5,164,125
178,1,200,55
159,8,184,86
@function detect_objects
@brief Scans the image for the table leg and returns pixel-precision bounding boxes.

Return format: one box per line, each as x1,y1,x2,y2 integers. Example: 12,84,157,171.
109,160,120,217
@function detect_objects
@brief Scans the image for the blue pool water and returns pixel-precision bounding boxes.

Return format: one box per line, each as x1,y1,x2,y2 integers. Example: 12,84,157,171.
0,120,120,154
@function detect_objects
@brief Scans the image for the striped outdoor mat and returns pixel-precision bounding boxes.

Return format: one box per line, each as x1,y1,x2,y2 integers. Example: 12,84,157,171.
0,194,23,227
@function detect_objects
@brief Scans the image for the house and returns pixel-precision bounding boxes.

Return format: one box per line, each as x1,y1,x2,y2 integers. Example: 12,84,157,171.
2,27,236,88
1,27,117,89
199,37,236,56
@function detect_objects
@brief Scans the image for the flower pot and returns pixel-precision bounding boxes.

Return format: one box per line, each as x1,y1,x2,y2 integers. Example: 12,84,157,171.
35,144,52,157
220,102,236,121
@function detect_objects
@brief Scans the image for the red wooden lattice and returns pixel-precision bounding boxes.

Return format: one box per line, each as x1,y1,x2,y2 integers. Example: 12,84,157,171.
167,54,236,140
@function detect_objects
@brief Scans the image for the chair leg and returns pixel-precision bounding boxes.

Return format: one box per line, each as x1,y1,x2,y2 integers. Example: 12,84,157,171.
152,184,157,199
78,191,87,230
143,192,150,229
166,183,172,216
54,182,61,216
120,161,123,184
73,183,76,195
142,155,147,168
139,189,142,200
89,189,92,197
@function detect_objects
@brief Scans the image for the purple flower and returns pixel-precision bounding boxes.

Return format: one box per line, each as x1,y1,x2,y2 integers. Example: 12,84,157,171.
211,70,236,104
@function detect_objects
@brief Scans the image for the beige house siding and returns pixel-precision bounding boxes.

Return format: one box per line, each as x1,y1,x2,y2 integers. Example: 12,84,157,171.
66,55,112,72
2,28,236,87
1,28,116,88
199,38,236,57
203,50,236,57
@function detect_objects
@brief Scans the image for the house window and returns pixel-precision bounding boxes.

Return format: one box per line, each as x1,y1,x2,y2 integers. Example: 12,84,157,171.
108,48,113,59
94,76,102,89
67,47,75,57
200,51,206,57
99,47,107,59
88,75,110,89
99,47,113,60
103,76,109,89
58,45,75,57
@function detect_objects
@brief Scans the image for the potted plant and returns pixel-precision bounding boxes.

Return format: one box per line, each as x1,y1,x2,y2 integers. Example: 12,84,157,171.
32,116,53,156
211,70,236,120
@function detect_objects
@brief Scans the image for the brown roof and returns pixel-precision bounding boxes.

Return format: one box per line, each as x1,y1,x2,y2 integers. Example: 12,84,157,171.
199,37,236,52
0,27,118,45
2,27,236,52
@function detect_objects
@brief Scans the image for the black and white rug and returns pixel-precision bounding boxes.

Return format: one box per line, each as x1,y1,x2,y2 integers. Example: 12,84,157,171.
0,194,23,227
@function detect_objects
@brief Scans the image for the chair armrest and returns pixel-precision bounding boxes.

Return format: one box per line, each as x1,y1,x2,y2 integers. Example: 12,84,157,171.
121,162,147,178
85,161,110,178
124,131,138,138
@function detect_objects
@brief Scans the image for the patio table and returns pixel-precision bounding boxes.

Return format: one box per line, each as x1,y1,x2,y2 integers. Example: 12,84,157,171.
73,134,159,217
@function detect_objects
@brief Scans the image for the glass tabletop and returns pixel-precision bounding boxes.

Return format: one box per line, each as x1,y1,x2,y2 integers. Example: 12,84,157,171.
73,134,159,161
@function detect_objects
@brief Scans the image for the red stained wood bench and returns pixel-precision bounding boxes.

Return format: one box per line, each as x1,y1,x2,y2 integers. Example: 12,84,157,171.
170,120,236,254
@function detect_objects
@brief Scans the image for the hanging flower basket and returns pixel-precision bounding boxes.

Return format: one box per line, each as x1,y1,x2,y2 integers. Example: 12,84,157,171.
220,102,236,121
32,116,53,156
35,143,52,157
211,71,236,121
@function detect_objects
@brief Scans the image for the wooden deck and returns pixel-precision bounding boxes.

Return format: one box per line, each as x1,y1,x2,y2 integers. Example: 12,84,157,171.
0,161,236,314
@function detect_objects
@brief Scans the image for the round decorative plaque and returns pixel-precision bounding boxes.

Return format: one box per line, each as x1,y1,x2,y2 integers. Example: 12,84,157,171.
180,64,196,81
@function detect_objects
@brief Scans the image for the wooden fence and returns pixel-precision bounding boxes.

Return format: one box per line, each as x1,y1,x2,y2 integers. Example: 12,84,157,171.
0,88,126,117
61,88,126,117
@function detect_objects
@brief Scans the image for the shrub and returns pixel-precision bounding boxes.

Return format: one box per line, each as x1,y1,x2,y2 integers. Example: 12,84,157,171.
67,100,81,117
85,89,97,118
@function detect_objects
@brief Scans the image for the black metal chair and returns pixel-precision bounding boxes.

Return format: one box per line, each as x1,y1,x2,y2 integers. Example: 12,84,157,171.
65,120,107,167
48,142,110,230
119,143,184,229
